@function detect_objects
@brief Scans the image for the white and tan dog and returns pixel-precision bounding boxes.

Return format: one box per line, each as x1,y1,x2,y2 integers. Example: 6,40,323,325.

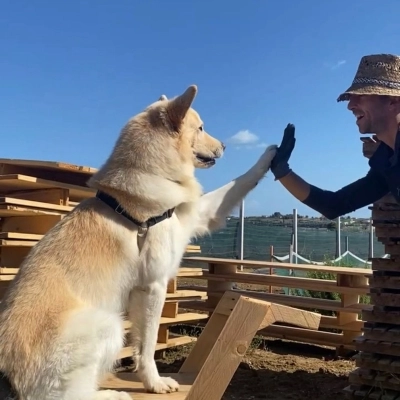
0,85,277,400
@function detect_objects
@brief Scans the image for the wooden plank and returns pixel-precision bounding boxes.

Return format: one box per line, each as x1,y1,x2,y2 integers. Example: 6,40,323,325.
177,267,203,277
0,215,63,235
157,326,169,343
369,276,400,290
319,315,364,332
355,337,400,357
378,238,400,246
0,232,42,241
0,268,18,274
385,244,400,257
184,256,372,277
181,299,364,332
0,247,31,266
343,383,400,399
207,288,369,314
0,270,207,301
7,188,69,206
362,308,400,325
167,279,177,294
362,323,400,342
123,313,208,332
0,206,63,217
375,226,400,238
185,245,201,254
0,197,73,213
0,159,97,174
372,207,400,220
100,372,195,399
0,174,94,202
370,289,400,307
202,270,370,294
371,257,400,272
162,302,178,318
349,367,400,393
180,292,273,400
355,352,400,374
0,275,14,281
118,335,197,360
259,302,320,331
261,324,347,348
0,240,37,247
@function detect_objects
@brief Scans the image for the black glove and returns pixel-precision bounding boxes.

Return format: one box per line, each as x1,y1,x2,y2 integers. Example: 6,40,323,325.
271,123,296,180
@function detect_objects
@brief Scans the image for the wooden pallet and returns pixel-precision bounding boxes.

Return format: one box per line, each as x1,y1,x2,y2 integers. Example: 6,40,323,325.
0,158,204,356
101,291,321,399
344,148,400,397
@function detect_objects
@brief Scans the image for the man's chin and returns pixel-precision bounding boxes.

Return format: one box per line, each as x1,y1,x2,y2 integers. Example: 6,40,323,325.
356,122,370,135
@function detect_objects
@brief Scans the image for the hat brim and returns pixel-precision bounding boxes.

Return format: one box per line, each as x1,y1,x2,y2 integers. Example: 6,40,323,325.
337,83,400,102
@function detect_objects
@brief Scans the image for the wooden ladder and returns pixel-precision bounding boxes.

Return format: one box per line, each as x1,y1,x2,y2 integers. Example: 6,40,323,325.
101,290,321,399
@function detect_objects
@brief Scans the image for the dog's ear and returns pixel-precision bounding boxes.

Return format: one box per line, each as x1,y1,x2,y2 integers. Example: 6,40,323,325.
159,94,168,101
166,85,197,130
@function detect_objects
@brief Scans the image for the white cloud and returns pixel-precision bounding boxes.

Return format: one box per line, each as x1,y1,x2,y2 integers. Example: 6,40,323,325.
324,59,346,70
228,130,259,145
227,129,269,150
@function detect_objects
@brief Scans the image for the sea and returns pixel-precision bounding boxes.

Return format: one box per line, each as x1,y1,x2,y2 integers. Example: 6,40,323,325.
188,219,384,264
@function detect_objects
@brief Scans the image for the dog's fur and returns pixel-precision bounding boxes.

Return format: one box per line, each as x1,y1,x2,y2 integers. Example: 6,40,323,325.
0,85,277,400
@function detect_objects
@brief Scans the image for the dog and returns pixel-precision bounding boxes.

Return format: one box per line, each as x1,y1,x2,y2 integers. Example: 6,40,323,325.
0,85,277,399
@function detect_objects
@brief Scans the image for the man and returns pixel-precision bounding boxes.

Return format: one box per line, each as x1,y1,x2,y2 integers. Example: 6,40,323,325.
271,53,400,220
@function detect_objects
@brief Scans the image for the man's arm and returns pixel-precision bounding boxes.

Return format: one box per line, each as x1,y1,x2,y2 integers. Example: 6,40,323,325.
278,168,389,220
270,123,389,219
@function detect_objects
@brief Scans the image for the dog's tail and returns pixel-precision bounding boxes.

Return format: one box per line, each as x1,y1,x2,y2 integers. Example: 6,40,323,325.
0,373,17,400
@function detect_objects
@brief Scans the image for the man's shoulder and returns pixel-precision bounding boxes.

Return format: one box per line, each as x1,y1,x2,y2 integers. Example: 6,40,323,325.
368,141,392,170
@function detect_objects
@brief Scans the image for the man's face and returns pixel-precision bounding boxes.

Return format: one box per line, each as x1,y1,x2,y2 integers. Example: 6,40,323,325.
347,94,392,135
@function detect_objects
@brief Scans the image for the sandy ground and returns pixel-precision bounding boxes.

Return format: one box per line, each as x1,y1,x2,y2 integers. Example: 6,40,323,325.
159,338,355,400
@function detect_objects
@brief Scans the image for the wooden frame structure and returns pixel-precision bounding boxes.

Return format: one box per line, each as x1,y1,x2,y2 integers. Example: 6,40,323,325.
344,137,400,398
0,159,210,355
101,291,321,399
179,257,370,352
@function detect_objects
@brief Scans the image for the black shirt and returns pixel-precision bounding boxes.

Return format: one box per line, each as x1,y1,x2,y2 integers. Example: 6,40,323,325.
303,133,400,220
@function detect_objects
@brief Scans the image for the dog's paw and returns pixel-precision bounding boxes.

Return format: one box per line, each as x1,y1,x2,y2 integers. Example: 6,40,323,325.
252,144,278,174
260,144,278,165
92,389,132,400
145,376,179,394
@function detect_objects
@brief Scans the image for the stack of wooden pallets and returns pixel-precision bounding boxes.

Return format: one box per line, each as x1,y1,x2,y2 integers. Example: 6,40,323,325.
0,158,207,359
344,138,400,398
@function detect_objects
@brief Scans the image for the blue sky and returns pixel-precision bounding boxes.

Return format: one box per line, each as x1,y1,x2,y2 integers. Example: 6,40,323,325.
1,0,398,218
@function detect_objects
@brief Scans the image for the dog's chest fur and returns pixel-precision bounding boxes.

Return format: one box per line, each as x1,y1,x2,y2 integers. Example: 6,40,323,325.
104,202,197,306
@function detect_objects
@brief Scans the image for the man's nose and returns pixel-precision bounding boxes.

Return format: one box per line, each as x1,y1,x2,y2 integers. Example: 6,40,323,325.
347,95,358,110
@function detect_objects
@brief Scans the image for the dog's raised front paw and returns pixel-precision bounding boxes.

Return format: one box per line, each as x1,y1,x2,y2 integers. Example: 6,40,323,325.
261,144,278,164
92,389,132,400
253,144,278,174
145,376,179,394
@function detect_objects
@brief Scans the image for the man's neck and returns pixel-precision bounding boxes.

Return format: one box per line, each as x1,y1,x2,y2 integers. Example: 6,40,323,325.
376,127,399,150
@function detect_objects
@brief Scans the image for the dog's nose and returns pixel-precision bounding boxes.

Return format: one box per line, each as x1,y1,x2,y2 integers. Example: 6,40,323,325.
221,142,226,150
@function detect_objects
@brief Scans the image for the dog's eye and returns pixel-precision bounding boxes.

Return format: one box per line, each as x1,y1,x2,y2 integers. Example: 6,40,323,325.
199,125,203,131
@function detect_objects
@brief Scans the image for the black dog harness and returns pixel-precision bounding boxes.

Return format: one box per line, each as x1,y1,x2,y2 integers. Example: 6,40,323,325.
96,191,175,238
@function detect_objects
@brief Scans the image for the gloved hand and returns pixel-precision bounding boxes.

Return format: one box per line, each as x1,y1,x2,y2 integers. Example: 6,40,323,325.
270,123,296,180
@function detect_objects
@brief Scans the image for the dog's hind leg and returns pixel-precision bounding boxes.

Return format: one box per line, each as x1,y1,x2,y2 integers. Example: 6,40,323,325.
128,282,179,394
58,309,130,400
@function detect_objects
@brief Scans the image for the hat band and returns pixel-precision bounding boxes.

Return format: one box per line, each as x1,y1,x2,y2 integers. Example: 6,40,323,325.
352,77,400,90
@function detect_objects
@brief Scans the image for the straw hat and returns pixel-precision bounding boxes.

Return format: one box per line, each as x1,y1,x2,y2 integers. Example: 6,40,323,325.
337,54,400,102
